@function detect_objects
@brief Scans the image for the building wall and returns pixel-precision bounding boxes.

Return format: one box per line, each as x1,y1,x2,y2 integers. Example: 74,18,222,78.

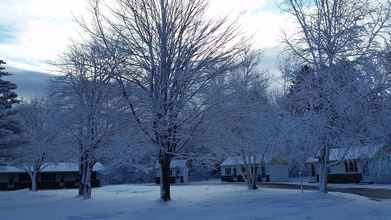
309,160,364,183
0,174,11,183
310,160,363,176
155,167,189,184
0,171,101,190
221,164,289,182
362,160,391,183
267,165,289,182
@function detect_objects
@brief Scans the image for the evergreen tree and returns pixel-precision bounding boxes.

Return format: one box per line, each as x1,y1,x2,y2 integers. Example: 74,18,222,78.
0,60,22,161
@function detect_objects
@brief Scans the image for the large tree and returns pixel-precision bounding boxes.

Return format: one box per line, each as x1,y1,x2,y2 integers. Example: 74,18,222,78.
282,59,386,193
82,0,244,201
282,0,391,193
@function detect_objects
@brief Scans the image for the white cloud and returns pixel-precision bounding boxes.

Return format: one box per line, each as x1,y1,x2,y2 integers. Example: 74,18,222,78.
0,0,89,72
208,0,268,16
0,0,294,74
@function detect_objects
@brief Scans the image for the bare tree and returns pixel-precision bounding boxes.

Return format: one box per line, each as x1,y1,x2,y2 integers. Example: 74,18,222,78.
283,0,391,68
81,0,244,201
51,41,128,199
200,48,279,190
12,99,60,192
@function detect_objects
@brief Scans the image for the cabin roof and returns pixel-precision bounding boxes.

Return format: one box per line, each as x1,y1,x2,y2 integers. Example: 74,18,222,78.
0,162,104,173
155,159,188,169
170,160,187,168
221,155,273,166
307,144,385,163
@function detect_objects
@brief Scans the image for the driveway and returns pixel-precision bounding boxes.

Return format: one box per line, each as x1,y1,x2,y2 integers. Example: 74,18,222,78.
258,182,391,201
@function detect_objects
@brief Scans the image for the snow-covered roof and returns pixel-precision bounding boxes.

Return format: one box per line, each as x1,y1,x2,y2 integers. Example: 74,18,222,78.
0,162,104,173
221,155,272,166
330,146,378,161
170,160,187,168
155,159,189,169
0,165,23,173
307,145,385,163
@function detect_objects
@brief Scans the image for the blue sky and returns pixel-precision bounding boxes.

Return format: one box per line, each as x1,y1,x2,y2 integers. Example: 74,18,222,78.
0,0,293,77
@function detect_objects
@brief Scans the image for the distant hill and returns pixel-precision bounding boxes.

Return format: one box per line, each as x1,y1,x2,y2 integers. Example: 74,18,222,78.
4,67,55,99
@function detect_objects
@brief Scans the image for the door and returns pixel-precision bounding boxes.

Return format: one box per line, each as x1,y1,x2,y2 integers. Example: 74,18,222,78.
8,174,15,189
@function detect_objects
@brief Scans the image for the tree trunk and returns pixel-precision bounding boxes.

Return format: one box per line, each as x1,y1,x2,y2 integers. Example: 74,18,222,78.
79,158,93,199
244,165,257,190
319,160,328,193
78,158,86,197
82,163,93,199
319,146,330,194
299,170,304,193
250,179,258,190
160,158,171,201
30,171,38,192
250,166,258,190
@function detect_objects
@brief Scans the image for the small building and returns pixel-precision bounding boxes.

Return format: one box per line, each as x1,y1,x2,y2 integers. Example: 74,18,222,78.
0,162,104,190
155,159,192,184
307,145,391,183
220,156,289,183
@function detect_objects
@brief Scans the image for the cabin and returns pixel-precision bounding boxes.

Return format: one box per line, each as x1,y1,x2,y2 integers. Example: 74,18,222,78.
155,159,192,184
307,145,391,183
0,162,104,190
220,156,289,183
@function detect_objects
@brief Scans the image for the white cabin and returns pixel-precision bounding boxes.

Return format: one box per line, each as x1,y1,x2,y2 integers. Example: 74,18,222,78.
0,162,104,190
155,159,191,184
307,145,391,183
220,156,289,182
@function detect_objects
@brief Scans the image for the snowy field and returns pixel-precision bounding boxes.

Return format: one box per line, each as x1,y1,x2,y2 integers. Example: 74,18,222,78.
2,183,391,220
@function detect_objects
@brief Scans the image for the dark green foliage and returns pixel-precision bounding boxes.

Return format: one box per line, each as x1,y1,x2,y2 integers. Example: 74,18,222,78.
0,60,22,160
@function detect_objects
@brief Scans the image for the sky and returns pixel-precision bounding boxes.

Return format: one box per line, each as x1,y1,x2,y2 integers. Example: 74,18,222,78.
0,0,295,95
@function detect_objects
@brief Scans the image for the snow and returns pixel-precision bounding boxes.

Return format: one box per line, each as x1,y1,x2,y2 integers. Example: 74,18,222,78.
0,165,24,173
154,160,188,169
170,160,187,168
221,155,271,166
328,145,383,161
0,162,104,173
306,145,384,163
1,182,391,220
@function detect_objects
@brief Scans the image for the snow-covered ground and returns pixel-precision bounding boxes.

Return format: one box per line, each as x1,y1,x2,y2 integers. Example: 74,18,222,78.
1,183,391,220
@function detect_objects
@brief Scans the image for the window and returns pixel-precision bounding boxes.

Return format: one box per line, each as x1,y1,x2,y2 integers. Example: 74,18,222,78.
233,168,237,177
344,161,348,173
19,173,30,182
362,161,369,176
41,173,56,182
310,164,315,177
344,160,358,173
261,166,266,176
225,168,231,176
